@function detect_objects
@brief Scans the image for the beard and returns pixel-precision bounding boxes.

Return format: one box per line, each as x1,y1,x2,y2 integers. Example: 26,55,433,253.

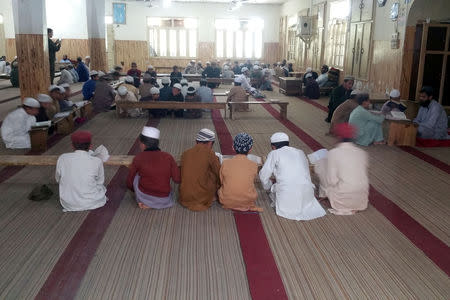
420,100,431,107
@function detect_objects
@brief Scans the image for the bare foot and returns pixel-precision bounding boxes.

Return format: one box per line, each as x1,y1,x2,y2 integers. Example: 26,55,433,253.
138,202,151,209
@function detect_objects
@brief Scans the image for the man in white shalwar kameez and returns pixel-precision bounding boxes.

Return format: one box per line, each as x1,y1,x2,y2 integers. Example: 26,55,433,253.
56,131,107,212
1,97,40,149
259,132,326,221
312,123,369,215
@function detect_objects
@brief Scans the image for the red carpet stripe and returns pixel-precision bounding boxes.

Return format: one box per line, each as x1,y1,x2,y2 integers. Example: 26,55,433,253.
35,118,159,300
292,93,450,174
211,98,289,300
260,100,450,277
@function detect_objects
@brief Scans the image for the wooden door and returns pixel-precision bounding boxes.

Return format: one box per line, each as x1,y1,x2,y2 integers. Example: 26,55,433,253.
351,0,374,22
357,22,372,79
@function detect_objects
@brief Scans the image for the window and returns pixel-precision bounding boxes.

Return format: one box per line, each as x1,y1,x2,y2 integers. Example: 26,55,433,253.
325,0,349,68
148,17,198,57
215,18,264,59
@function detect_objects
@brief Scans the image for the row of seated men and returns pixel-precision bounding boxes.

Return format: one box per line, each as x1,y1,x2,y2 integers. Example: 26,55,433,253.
54,124,368,218
325,78,449,143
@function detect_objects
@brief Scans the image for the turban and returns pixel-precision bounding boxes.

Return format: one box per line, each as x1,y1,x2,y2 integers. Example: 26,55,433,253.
196,128,215,142
71,131,92,144
333,123,357,139
233,133,253,153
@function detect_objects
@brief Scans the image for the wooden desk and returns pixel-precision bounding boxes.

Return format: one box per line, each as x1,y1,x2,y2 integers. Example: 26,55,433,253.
386,119,418,146
278,77,302,96
289,72,304,78
228,100,288,120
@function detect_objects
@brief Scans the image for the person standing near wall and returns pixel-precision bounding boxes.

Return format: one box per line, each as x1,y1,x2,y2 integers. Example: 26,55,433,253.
48,28,61,84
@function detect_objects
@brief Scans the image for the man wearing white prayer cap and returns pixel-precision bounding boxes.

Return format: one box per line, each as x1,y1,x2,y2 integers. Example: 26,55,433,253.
184,86,202,119
1,98,40,149
115,85,140,117
228,74,249,111
381,88,407,115
127,126,180,210
329,89,361,134
184,60,197,74
145,65,157,78
119,75,139,99
235,67,254,93
167,83,184,117
48,84,65,118
259,132,326,221
36,94,53,122
179,128,220,211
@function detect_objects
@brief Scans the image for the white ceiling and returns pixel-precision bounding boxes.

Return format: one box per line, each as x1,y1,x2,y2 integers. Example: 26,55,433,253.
130,0,288,4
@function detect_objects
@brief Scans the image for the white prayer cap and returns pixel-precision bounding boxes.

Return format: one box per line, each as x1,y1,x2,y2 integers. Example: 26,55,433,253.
254,61,260,65
98,71,105,77
253,65,260,70
180,79,188,84
390,89,400,98
277,61,281,65
161,77,170,84
117,85,128,96
141,126,160,139
307,149,328,164
125,76,134,83
306,67,312,73
173,83,182,90
85,56,90,59
147,65,154,69
187,86,196,95
190,59,196,63
150,87,160,95
206,61,211,64
239,63,244,67
196,128,215,142
350,90,361,96
23,97,40,108
48,85,64,93
270,132,289,143
241,67,249,73
223,65,230,70
234,76,242,83
89,70,98,76
305,73,312,79
59,83,70,89
37,94,52,103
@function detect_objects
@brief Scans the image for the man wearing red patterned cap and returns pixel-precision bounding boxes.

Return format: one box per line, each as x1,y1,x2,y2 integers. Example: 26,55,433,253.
55,131,107,212
310,123,369,215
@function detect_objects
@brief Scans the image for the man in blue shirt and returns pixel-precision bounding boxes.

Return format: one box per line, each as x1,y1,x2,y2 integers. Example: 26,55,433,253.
159,77,171,101
76,57,90,82
82,71,99,100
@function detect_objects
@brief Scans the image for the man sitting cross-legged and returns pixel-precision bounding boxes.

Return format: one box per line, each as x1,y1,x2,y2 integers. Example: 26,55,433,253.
127,126,180,210
259,132,326,221
179,128,221,211
56,131,107,212
218,133,262,212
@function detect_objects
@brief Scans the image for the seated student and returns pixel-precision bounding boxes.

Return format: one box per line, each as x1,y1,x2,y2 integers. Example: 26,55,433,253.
127,62,142,87
197,79,213,104
59,54,70,63
325,76,354,122
120,76,139,99
184,86,202,119
222,65,235,79
196,61,204,74
10,61,19,87
303,73,320,99
413,86,448,140
170,65,182,86
141,87,166,118
302,67,318,84
232,61,241,75
139,74,153,98
127,127,180,209
259,132,326,220
184,60,197,74
381,89,407,115
180,79,189,98
312,123,369,215
316,65,329,87
159,77,171,101
349,93,385,146
202,61,221,88
1,98,40,149
250,65,263,88
144,65,157,78
48,85,63,118
235,67,254,93
167,83,184,118
227,77,249,112
259,65,273,91
57,65,73,85
75,57,90,82
36,94,53,122
179,128,221,211
67,64,79,83
115,85,140,117
218,133,262,212
56,131,107,212
329,90,360,134
59,83,75,111
82,70,99,100
92,75,116,113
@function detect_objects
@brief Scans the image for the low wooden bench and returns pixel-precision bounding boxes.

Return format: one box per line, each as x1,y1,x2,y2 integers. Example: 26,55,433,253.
228,100,289,120
386,119,418,146
115,101,228,118
29,102,93,152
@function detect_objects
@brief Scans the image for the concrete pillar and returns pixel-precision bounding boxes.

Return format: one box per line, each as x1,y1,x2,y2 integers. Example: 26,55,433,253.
12,0,50,99
86,0,107,72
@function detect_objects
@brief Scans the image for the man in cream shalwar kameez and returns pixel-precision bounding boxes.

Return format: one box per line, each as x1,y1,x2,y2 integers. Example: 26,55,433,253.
259,132,326,221
312,123,369,215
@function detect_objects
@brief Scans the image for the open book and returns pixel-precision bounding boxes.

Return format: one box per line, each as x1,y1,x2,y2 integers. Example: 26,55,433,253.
33,120,52,128
53,111,71,118
387,111,409,121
